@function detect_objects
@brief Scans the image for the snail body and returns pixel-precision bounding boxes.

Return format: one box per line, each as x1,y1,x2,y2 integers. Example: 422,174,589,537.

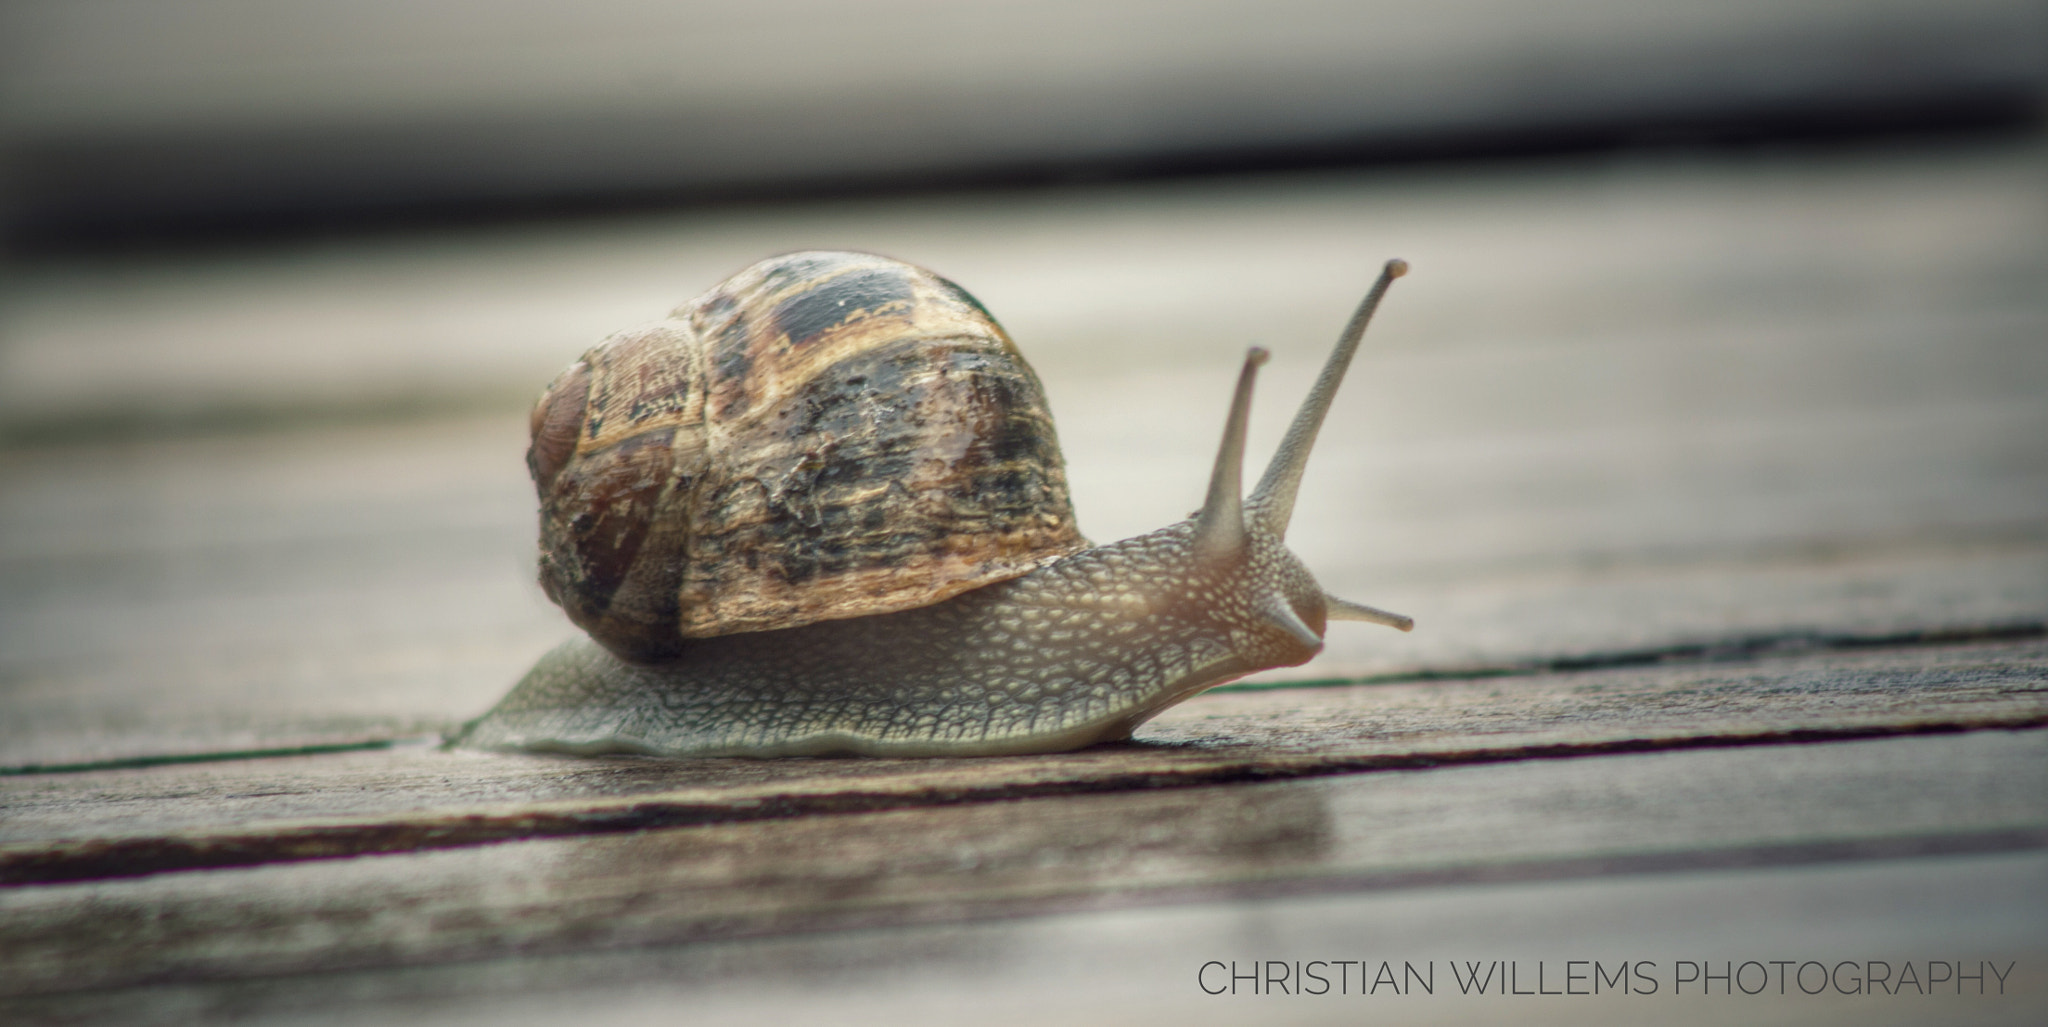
458,251,1412,757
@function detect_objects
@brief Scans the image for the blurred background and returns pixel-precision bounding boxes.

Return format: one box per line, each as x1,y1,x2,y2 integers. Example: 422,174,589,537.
1,0,2045,768
3,0,2043,248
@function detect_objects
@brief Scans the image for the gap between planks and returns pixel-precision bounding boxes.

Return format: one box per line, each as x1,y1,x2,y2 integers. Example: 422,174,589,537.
3,636,2043,886
5,620,2039,776
3,731,2042,1001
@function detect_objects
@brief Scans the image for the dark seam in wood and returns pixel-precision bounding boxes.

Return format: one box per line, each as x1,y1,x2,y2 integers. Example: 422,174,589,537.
0,740,403,778
4,717,2043,888
1216,620,2048,692
6,625,2039,777
5,828,2039,1002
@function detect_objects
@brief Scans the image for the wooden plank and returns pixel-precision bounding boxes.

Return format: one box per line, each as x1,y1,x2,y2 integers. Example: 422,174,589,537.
2,729,2040,1001
0,417,552,769
3,414,2038,771
7,851,2044,1027
6,124,2043,432
3,638,2042,881
3,141,2044,765
8,850,2040,1027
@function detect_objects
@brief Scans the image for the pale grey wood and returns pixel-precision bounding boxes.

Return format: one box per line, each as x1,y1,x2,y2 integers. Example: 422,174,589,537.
8,854,2044,1027
0,417,555,769
2,139,2044,766
2,730,2040,1002
9,852,2040,1026
3,638,2041,864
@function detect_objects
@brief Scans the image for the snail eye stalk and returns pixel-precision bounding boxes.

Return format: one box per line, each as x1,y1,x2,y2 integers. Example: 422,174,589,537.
1192,347,1266,565
1248,257,1407,539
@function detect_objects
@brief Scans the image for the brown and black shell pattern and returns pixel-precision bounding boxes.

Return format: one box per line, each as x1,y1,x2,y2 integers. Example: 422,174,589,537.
526,251,1089,662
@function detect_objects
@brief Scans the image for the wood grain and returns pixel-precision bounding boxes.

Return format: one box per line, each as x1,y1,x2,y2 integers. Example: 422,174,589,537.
1,136,2043,1026
5,851,2041,1027
4,638,2041,883
3,729,2041,999
4,139,2044,767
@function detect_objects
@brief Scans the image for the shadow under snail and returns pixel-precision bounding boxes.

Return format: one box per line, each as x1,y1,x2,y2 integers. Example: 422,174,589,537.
457,250,1413,757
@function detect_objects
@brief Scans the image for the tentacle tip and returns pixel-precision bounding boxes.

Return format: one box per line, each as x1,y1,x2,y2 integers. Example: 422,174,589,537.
1384,258,1409,279
1325,595,1415,633
1246,346,1270,365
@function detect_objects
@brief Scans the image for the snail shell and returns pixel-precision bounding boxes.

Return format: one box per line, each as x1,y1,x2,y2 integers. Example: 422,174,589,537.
528,251,1087,661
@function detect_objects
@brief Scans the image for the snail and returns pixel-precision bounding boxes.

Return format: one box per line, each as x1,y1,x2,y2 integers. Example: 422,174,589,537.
457,250,1413,757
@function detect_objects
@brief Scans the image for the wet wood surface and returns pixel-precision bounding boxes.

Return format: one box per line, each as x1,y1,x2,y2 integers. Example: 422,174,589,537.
3,637,2043,881
4,729,2043,998
1,136,2044,1025
5,851,2041,1027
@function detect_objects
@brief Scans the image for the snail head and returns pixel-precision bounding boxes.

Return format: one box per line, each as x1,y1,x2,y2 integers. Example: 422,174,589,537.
1181,258,1413,668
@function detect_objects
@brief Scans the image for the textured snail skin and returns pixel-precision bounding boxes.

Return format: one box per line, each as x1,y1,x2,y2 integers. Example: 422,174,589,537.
457,520,1327,757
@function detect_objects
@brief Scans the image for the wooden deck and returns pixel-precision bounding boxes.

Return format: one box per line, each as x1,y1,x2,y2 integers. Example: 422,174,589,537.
2,135,2044,1025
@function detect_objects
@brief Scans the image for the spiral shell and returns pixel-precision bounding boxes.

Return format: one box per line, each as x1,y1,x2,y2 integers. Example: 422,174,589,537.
526,251,1089,661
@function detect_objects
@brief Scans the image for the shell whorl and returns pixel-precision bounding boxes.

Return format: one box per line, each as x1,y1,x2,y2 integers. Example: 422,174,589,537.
530,251,1088,661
